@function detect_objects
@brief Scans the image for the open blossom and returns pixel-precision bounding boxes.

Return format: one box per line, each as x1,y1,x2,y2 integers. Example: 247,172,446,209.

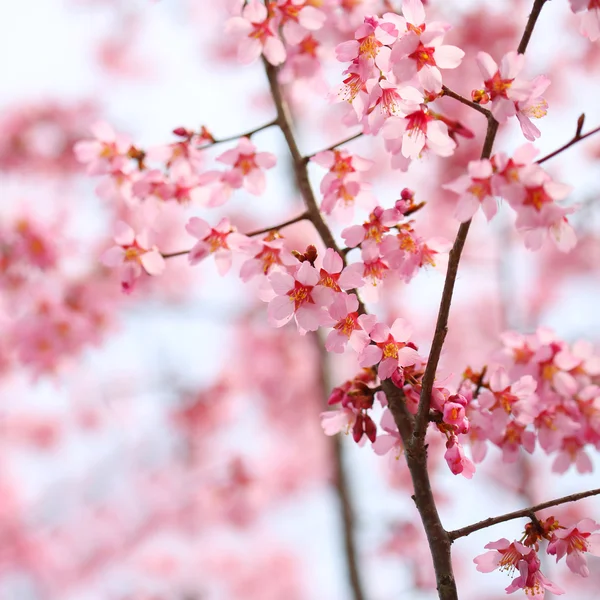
202,137,277,206
547,518,600,576
515,75,550,141
325,293,372,353
474,51,544,124
225,0,286,66
239,233,295,282
382,107,456,167
443,159,497,222
275,0,326,45
101,221,165,294
358,318,421,379
185,217,250,275
312,149,374,220
267,261,331,332
478,367,537,425
74,121,131,175
389,0,464,89
341,205,401,249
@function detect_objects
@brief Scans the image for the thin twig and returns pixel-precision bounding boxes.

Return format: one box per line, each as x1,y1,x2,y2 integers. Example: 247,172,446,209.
441,87,493,119
537,123,600,165
304,131,364,162
161,212,310,259
203,119,279,147
413,0,548,445
449,487,600,541
244,211,309,237
315,332,368,600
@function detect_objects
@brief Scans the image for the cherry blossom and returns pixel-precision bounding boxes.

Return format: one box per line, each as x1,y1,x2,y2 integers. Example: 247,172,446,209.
226,0,286,66
267,261,331,332
358,318,421,379
185,217,250,275
101,221,165,293
547,518,600,577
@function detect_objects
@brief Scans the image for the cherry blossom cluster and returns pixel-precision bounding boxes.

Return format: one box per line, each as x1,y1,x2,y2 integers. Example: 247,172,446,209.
331,1,475,169
74,122,276,208
444,144,577,251
0,214,118,376
462,327,600,474
0,100,97,174
475,516,600,598
311,149,374,220
322,340,478,479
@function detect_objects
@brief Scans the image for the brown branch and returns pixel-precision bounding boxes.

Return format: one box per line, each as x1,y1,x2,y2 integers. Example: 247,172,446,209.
441,87,493,119
413,0,548,444
201,119,279,147
263,58,367,315
382,381,457,600
315,332,368,600
449,487,600,541
161,212,310,259
517,0,548,54
304,131,364,162
263,59,342,255
537,122,600,165
244,211,309,237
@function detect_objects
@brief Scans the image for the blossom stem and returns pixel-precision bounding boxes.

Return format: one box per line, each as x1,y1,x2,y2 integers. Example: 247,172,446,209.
440,87,493,119
448,487,600,541
537,123,600,165
304,131,364,162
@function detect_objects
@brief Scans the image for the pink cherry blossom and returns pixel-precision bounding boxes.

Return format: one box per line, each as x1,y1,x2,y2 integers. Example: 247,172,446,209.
443,159,497,222
101,221,165,294
226,0,286,66
74,121,131,175
267,261,331,332
358,318,421,379
185,217,250,275
547,518,600,576
474,51,540,123
325,293,372,353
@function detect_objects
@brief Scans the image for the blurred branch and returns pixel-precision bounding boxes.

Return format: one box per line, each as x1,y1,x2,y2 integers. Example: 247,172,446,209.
315,332,368,600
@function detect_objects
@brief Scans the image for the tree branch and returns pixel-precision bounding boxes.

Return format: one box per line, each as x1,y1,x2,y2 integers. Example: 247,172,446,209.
382,381,457,600
263,59,343,256
449,487,600,541
304,131,364,161
537,121,600,165
262,58,367,315
441,86,493,119
202,119,279,147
